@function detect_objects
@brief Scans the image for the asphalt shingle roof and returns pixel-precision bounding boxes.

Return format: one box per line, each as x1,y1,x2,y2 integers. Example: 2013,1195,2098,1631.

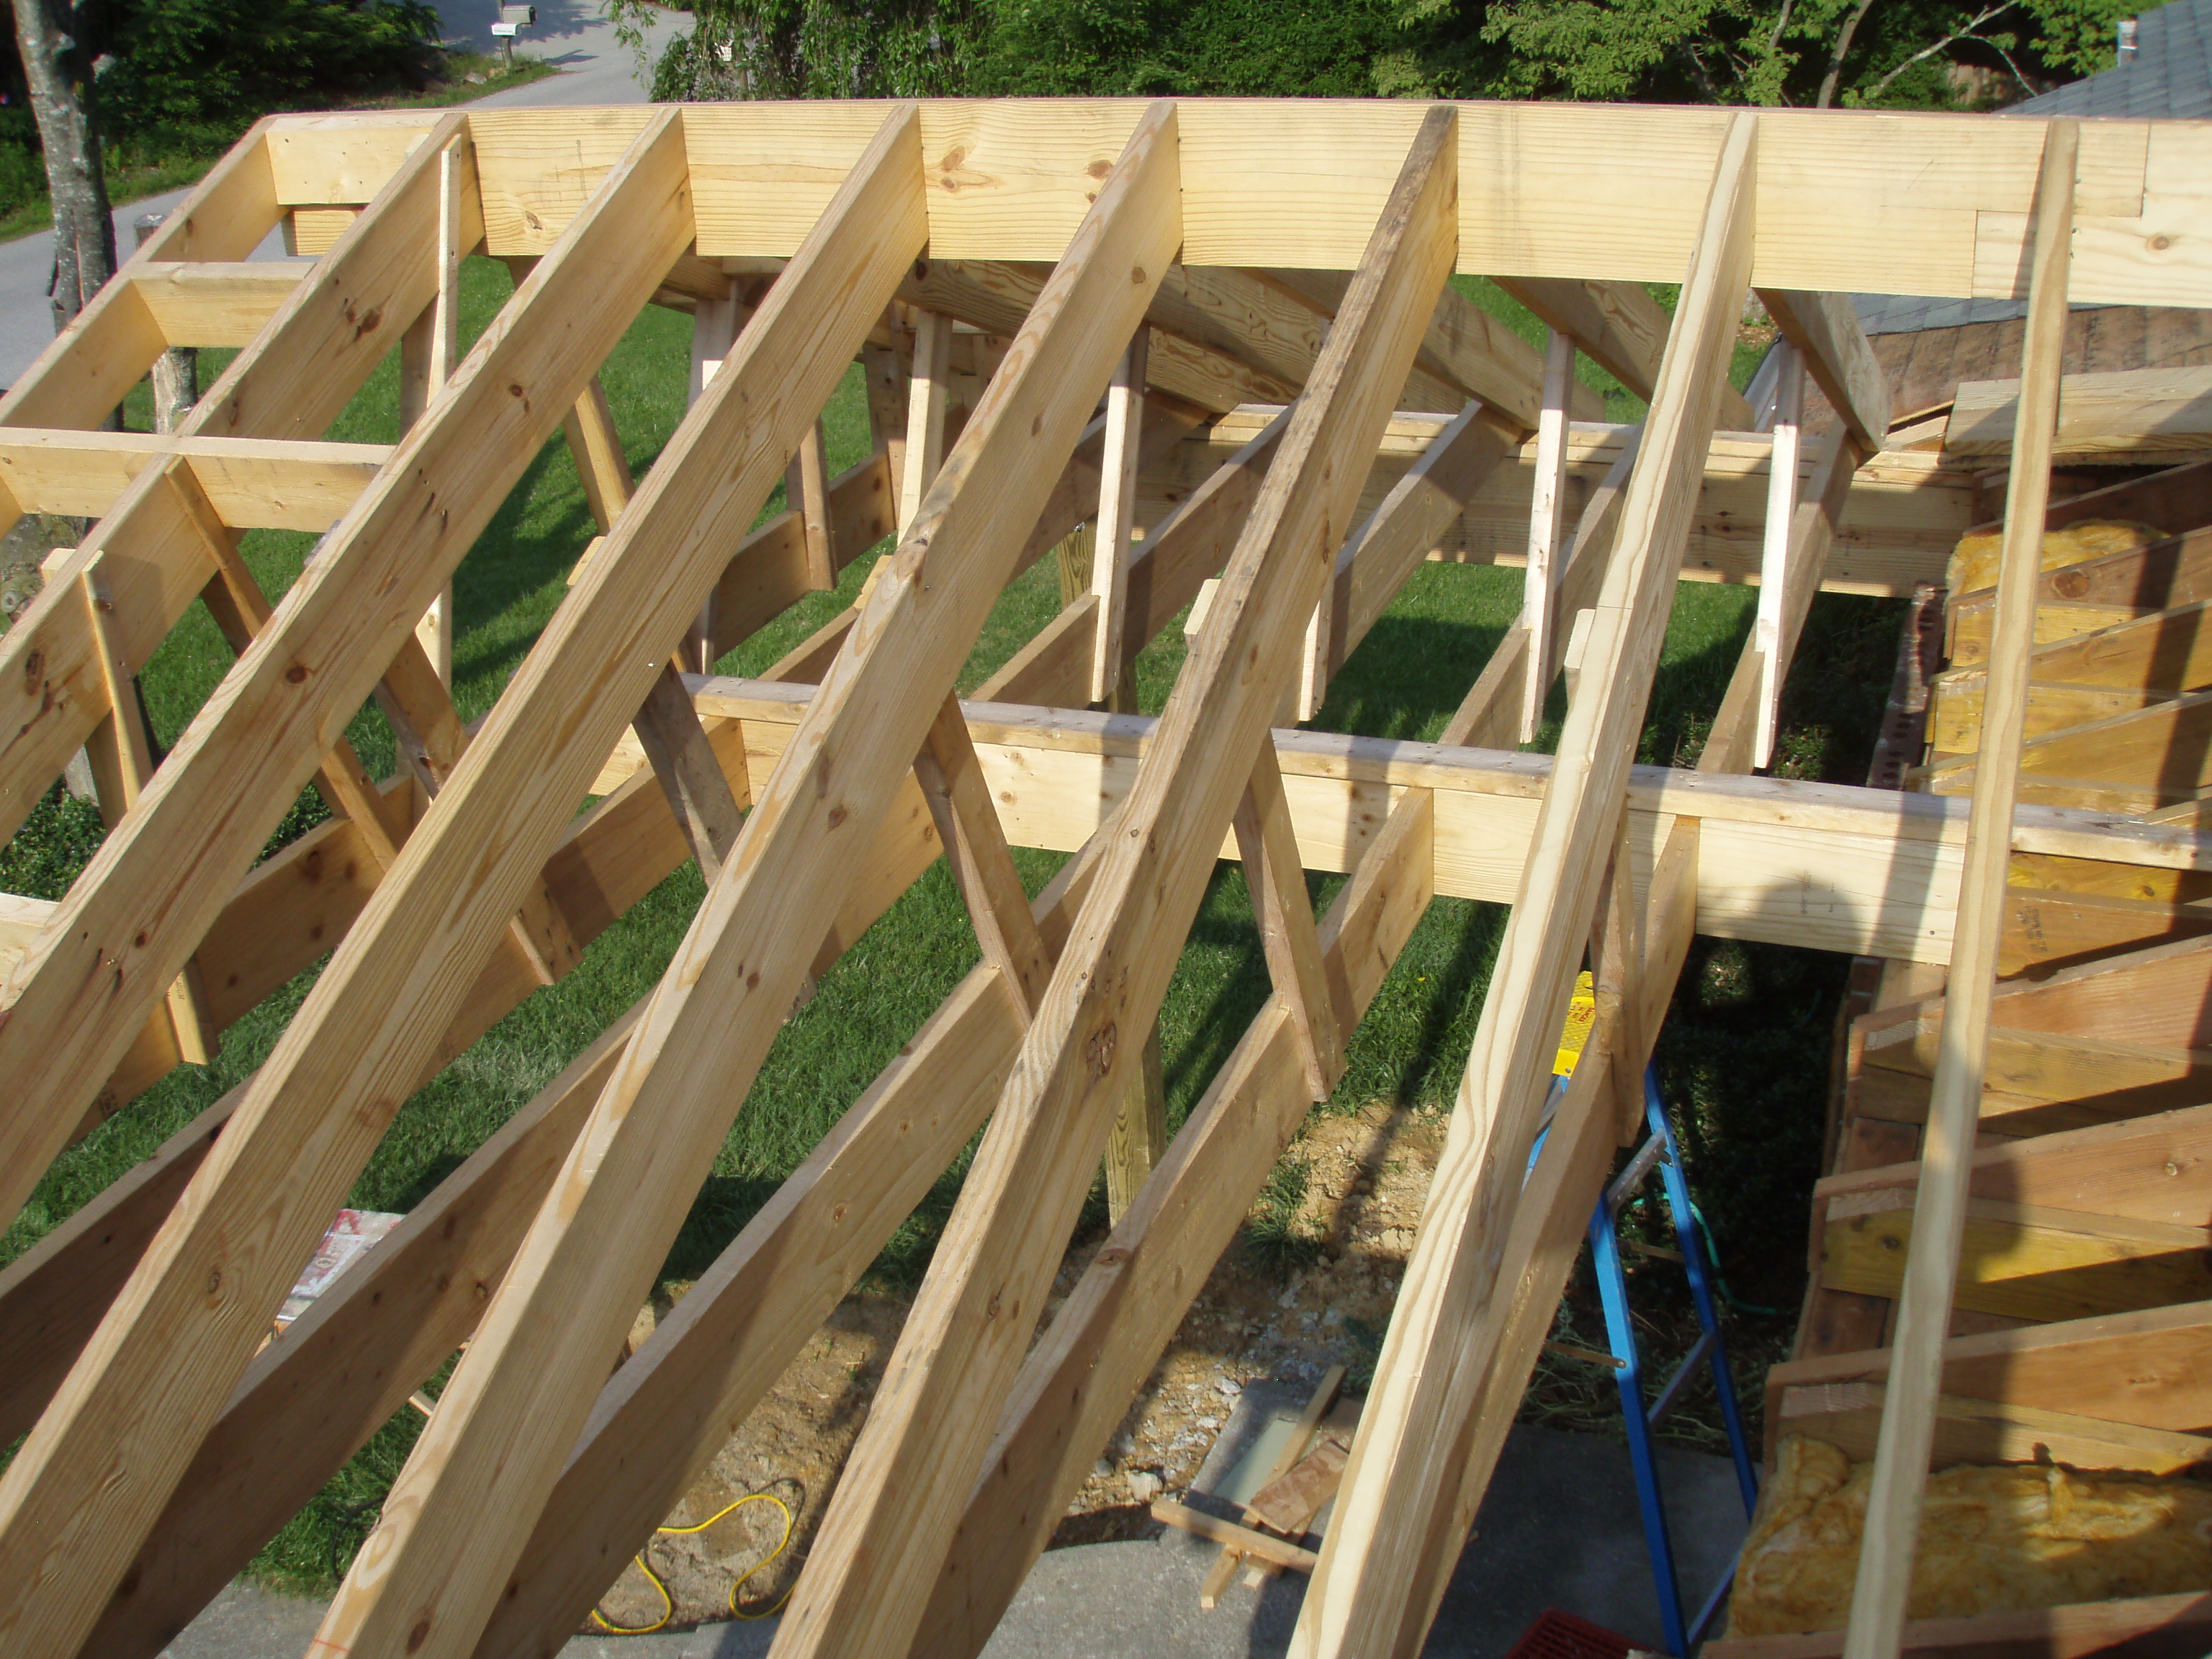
2015,0,2212,118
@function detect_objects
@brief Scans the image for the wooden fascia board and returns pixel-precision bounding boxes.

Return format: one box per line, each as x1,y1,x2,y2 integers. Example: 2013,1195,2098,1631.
272,102,2200,305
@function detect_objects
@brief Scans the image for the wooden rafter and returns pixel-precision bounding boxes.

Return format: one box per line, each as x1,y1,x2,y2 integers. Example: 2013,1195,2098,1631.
1,92,2209,1659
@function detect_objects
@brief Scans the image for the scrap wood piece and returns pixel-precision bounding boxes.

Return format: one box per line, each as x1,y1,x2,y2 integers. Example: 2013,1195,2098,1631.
1246,1430,1352,1537
1151,1500,1320,1573
781,104,1457,1659
1292,111,1758,1659
306,103,1169,1659
0,108,705,1658
1198,1364,1347,1609
1842,119,2080,1659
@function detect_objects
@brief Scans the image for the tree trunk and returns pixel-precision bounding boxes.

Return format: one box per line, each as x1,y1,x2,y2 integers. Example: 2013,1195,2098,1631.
1817,0,1880,104
14,0,115,337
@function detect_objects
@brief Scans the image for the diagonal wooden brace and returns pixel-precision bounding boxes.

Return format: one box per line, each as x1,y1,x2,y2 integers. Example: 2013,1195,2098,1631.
913,691,1055,1017
1233,737,1347,1102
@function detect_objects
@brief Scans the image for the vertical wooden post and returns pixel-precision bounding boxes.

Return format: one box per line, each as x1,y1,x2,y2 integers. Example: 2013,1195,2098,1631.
900,307,952,534
685,280,744,669
787,418,835,590
863,307,910,489
1520,327,1575,742
1056,498,1165,1221
1840,118,2077,1659
1089,328,1148,704
1753,341,1804,769
403,140,464,687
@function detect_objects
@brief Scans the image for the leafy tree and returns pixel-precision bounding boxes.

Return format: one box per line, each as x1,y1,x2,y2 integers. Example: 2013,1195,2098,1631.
608,0,2134,122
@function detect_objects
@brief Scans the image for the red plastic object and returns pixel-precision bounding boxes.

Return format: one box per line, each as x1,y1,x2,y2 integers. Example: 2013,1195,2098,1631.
1506,1607,1635,1659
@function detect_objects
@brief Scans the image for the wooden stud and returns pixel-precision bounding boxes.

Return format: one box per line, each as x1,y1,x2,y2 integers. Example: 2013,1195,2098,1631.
1090,328,1148,703
1754,341,1805,769
913,691,1055,1015
900,306,952,535
1521,329,1575,742
1233,739,1346,1101
1841,118,2079,1659
631,661,747,885
788,418,836,591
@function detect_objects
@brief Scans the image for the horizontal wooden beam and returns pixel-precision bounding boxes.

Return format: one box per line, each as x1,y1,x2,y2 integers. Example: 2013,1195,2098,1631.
129,262,308,349
0,432,391,531
436,102,2212,304
1151,409,1974,597
1948,364,2212,460
682,667,2211,966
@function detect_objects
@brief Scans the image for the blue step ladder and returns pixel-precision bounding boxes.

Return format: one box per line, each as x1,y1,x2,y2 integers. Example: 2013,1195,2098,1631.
1534,1058,1761,1655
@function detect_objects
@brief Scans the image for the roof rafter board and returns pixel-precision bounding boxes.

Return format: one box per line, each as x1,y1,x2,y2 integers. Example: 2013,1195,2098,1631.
1150,413,1976,595
261,102,2212,304
0,114,470,847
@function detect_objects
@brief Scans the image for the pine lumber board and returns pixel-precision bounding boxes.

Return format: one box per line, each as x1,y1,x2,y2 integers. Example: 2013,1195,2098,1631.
259,101,2209,305
1765,1303,2212,1444
1149,1501,1321,1573
683,673,2212,966
0,432,390,529
910,789,1437,1659
306,103,1159,1659
1928,679,2173,753
1761,287,1892,454
1996,886,2212,976
467,845,1109,1659
1775,1381,2212,1473
0,114,284,433
774,104,1456,1659
1947,364,2212,459
1819,1101,2212,1228
127,261,310,347
0,114,464,849
1292,114,1757,1659
1819,1190,2212,1324
1843,120,2078,1659
0,110,702,1657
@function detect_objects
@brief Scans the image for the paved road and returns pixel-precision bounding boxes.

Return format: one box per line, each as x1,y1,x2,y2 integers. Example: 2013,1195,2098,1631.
0,0,676,386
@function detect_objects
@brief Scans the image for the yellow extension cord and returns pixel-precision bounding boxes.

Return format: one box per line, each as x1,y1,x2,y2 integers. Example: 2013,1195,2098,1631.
589,1489,799,1635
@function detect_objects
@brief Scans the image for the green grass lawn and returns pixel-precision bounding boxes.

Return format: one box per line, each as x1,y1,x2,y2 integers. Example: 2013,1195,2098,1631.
0,261,1900,1588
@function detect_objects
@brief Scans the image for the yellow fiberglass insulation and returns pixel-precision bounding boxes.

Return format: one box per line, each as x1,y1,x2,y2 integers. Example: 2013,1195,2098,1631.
1725,1434,2212,1637
1946,519,2162,598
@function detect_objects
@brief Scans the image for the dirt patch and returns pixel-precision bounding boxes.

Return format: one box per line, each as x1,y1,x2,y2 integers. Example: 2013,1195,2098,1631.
585,1102,1446,1635
583,1096,1786,1634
